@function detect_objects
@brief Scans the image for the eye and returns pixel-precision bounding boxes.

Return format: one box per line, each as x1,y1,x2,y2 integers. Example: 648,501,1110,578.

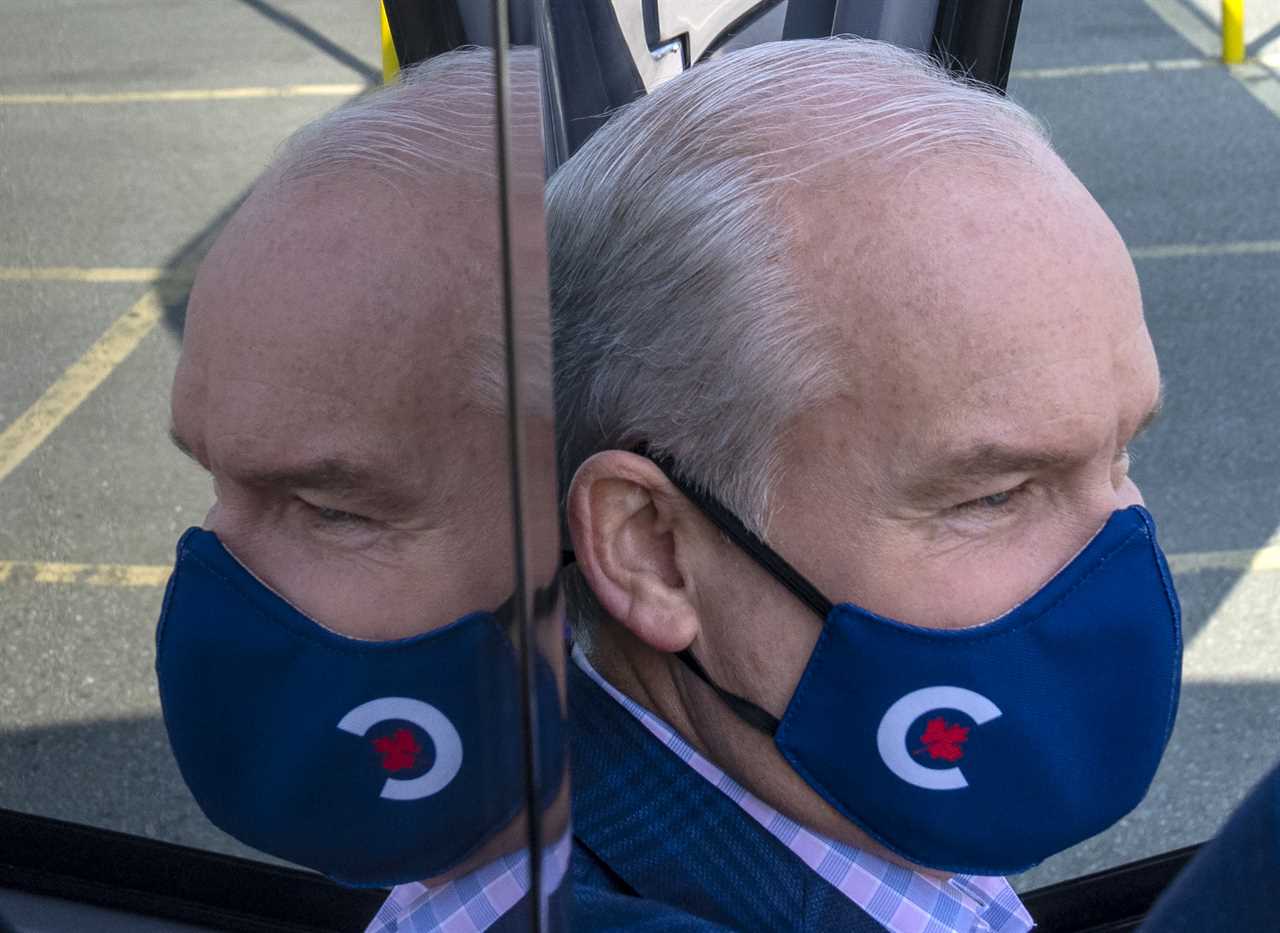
955,483,1028,512
299,499,369,525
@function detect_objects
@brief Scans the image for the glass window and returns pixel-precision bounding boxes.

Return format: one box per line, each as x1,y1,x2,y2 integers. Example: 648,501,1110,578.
2,6,564,927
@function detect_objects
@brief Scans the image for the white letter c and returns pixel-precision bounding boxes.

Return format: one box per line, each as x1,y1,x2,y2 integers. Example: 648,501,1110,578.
337,697,463,801
876,686,1001,791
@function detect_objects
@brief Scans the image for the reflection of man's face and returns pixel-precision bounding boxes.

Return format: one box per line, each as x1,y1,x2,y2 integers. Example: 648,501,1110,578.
171,172,554,641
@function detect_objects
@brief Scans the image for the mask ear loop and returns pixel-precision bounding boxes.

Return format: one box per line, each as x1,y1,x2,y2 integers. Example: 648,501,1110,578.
638,447,838,737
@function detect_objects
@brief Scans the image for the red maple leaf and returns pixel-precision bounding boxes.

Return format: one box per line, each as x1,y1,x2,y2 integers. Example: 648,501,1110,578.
912,716,970,763
370,728,422,772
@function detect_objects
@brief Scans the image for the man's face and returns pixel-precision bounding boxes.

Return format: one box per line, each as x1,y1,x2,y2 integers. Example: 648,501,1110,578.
777,158,1160,621
669,156,1162,850
170,176,548,641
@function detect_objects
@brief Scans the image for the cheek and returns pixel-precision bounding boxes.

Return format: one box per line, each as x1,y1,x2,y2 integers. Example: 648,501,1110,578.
847,518,1098,630
220,526,428,640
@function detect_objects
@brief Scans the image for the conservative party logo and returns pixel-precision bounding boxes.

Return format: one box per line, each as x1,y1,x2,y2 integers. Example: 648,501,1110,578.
876,686,1002,791
337,697,463,801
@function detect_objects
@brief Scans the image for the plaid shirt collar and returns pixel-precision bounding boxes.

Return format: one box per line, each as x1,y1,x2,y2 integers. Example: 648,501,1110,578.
573,647,1035,933
366,830,572,933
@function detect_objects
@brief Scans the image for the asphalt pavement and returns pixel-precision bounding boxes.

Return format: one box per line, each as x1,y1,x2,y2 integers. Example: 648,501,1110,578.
0,0,381,871
0,0,1278,906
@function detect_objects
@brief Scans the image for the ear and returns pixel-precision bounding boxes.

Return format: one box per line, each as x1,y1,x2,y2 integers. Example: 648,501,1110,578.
567,451,700,653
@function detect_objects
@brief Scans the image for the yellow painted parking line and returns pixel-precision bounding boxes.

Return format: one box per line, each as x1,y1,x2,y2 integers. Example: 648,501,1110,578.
0,267,190,284
0,83,367,106
2,546,1278,589
0,560,170,587
1010,58,1213,80
0,289,164,485
1131,240,1280,259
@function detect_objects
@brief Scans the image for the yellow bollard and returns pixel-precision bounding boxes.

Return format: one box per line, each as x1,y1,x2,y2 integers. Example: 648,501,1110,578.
1222,0,1245,64
380,0,400,83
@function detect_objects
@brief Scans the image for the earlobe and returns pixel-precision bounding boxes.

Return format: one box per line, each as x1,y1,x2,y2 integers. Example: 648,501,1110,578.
567,451,701,654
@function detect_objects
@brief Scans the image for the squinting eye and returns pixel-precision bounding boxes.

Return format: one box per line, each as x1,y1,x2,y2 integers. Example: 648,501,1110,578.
955,484,1027,512
300,499,368,525
315,507,363,523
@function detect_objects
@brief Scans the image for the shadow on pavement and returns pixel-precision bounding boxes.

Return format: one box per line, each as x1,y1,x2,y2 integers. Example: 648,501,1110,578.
156,192,253,340
0,713,285,868
234,0,381,83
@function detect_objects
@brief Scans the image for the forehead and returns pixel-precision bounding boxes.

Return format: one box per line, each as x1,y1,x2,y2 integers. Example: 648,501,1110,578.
794,159,1157,465
172,177,505,466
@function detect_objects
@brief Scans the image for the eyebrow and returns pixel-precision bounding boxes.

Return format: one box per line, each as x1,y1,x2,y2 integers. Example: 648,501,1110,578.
168,425,378,493
904,386,1166,502
905,445,1071,501
248,460,378,493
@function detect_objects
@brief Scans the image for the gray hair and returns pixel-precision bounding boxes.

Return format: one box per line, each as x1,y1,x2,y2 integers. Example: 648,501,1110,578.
549,37,1050,627
260,47,549,417
272,46,543,189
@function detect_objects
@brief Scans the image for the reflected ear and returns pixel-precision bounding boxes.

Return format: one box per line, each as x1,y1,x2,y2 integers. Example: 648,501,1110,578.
566,451,700,653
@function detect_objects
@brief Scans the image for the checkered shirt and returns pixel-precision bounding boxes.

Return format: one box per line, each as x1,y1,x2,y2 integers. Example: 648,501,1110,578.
574,647,1035,933
365,830,572,933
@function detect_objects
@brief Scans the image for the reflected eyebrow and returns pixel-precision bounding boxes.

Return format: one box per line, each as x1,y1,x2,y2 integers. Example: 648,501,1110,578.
247,459,377,492
168,425,376,493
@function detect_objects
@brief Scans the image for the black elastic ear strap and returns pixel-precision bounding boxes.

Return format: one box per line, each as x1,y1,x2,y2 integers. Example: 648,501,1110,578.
674,648,781,735
644,452,835,619
642,449,839,738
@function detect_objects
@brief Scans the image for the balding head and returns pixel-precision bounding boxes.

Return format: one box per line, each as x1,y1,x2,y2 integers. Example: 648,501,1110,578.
554,37,1161,870
171,48,554,642
550,37,1050,534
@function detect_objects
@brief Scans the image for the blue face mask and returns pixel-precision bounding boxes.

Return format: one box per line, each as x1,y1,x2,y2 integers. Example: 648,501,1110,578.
154,528,565,887
650,455,1182,876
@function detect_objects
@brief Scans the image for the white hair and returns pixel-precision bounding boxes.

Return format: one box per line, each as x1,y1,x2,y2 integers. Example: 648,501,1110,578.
258,47,549,417
272,46,543,188
549,37,1050,544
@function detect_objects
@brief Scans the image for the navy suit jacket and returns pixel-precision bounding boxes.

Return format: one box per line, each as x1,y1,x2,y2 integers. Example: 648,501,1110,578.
1139,759,1280,931
567,662,884,932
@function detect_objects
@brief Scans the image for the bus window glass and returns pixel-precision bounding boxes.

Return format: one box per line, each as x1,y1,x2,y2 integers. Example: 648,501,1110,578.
1,3,566,920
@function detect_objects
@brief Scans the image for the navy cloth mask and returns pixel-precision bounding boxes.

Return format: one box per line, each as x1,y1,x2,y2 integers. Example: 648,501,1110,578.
650,455,1182,876
155,528,565,887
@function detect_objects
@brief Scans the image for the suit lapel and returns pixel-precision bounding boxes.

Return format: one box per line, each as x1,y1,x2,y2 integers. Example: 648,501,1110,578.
569,662,882,932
